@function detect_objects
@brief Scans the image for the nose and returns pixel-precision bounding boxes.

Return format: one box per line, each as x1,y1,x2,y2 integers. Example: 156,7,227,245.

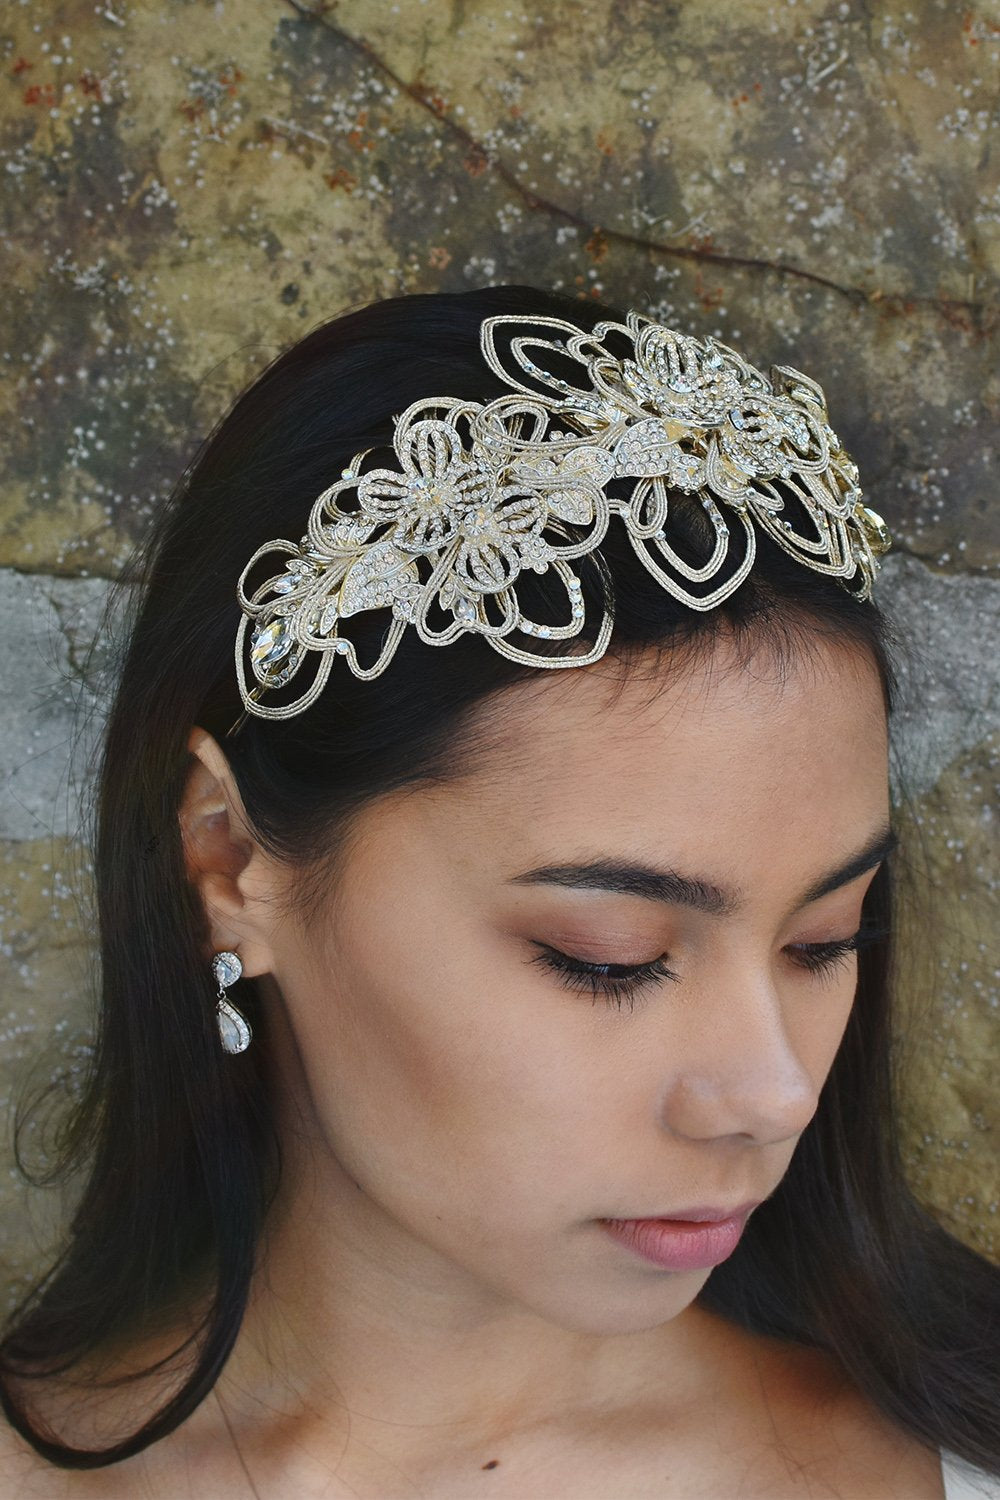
657,982,820,1147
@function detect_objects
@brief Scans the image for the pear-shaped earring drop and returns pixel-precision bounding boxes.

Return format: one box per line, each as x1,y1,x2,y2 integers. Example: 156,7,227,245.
212,950,252,1054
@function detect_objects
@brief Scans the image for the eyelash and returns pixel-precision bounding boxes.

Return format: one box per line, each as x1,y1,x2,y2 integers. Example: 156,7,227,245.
530,928,888,1013
529,947,680,1012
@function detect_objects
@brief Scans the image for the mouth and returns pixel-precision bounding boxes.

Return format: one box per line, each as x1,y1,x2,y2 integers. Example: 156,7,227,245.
596,1200,762,1272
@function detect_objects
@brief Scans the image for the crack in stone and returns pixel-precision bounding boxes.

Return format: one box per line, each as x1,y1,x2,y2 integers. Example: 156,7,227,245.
41,588,92,690
281,0,992,325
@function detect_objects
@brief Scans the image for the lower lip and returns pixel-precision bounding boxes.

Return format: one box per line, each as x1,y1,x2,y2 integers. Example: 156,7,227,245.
598,1213,748,1271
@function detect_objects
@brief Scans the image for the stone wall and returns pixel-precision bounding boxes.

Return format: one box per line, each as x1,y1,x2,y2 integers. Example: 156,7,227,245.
2,0,997,1303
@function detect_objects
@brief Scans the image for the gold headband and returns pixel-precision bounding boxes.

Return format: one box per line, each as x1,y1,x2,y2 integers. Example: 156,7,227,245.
229,310,890,729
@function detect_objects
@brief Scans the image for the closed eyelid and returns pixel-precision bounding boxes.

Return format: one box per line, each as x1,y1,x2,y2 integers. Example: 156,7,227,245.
530,929,668,962
530,939,666,968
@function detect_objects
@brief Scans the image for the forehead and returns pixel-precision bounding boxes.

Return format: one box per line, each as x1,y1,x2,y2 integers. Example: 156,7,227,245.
407,632,889,876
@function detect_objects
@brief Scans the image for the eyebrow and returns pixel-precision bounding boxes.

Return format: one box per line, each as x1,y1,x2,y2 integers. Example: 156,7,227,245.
508,825,896,917
798,825,897,905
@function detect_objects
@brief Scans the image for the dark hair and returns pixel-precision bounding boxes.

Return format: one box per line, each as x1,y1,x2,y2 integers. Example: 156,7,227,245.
2,287,997,1471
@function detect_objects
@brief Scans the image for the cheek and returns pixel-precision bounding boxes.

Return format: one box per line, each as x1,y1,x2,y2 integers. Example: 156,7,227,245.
295,922,601,1210
788,962,861,1082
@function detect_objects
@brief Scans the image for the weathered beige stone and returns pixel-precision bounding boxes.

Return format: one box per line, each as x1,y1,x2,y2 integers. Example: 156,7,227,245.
2,0,997,574
895,732,1000,1262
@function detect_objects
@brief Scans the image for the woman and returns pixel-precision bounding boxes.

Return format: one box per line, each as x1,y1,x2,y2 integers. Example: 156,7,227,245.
1,286,997,1497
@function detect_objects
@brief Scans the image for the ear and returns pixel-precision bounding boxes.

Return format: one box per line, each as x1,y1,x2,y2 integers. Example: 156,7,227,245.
178,726,283,978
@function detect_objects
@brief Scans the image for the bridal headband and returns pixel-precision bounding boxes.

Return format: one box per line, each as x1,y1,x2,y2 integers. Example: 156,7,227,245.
228,310,891,730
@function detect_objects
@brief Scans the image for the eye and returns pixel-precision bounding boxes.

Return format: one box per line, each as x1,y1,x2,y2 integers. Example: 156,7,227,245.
529,943,679,1013
786,925,888,978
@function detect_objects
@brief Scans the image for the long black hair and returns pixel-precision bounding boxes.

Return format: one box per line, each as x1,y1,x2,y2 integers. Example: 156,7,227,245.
1,286,997,1470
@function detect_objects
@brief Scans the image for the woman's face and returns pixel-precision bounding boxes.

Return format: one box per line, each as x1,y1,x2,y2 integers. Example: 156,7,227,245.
257,631,890,1336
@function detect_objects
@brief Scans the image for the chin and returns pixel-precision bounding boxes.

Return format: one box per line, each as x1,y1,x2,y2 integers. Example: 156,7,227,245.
515,1264,712,1339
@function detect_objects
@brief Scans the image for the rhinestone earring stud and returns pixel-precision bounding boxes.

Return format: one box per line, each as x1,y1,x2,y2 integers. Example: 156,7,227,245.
212,949,252,1054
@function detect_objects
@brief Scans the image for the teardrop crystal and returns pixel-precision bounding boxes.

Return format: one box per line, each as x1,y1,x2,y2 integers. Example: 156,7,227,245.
216,997,252,1054
251,618,294,667
855,504,891,557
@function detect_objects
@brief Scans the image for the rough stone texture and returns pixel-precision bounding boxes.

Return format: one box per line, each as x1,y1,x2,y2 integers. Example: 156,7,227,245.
894,731,1000,1262
879,555,1000,796
0,835,95,1308
1,0,997,1298
0,569,111,843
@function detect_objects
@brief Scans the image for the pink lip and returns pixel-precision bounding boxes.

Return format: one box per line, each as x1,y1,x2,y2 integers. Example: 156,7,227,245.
641,1199,762,1224
598,1201,759,1272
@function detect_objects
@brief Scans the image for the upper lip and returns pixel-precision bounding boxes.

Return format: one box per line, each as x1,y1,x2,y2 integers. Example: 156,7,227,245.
603,1199,763,1225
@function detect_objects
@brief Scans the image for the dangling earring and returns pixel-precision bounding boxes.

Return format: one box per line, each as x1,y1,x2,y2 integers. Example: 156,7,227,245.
212,950,252,1054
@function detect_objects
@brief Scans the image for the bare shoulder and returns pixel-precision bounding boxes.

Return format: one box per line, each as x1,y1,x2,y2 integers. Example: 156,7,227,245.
789,1353,944,1499
0,1355,196,1500
0,1415,77,1500
0,1319,226,1500
0,1403,220,1500
704,1315,946,1500
0,1410,161,1500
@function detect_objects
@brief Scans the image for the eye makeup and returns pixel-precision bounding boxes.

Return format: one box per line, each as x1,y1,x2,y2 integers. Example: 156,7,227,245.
528,942,678,1012
784,924,888,977
529,923,889,1013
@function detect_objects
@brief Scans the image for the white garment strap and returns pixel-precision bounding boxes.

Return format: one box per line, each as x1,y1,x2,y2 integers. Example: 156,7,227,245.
941,1449,1000,1499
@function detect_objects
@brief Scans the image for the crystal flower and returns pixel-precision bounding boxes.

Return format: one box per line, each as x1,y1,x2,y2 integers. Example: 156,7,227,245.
357,418,486,552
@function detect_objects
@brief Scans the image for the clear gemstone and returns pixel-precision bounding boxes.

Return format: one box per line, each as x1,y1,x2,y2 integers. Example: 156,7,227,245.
212,950,242,989
216,998,251,1054
251,619,293,667
856,504,891,556
455,596,477,623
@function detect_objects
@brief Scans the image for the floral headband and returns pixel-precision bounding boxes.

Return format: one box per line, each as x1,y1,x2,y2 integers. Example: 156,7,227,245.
228,310,890,730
